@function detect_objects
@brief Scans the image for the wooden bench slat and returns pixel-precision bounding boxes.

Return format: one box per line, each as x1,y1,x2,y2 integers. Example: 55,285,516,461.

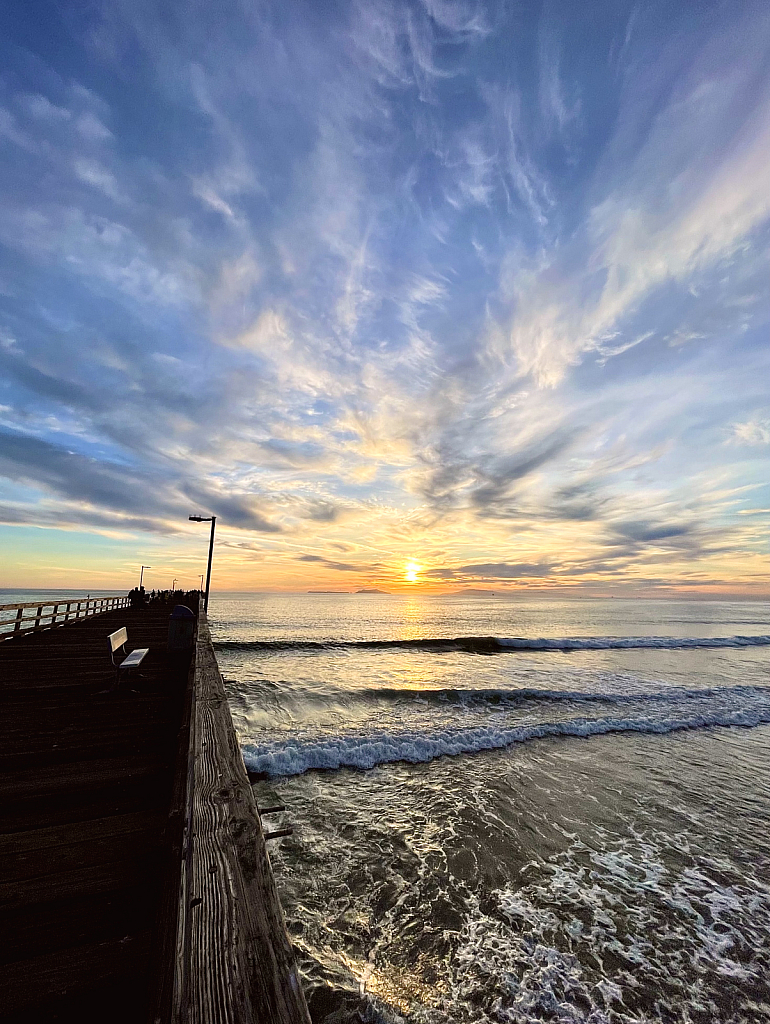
109,627,128,653
120,647,149,669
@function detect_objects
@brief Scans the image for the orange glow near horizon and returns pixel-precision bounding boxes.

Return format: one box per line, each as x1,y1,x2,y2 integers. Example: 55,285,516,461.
2,518,769,598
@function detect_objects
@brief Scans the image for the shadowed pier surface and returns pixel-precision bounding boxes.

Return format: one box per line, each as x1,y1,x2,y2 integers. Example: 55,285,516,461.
0,603,188,1022
0,601,310,1024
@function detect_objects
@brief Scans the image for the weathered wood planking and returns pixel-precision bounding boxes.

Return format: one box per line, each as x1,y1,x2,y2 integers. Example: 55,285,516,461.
171,613,310,1024
0,602,190,1022
0,597,308,1023
149,638,197,1024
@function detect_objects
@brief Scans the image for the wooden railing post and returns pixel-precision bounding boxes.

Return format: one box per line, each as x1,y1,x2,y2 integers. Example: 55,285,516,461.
1,594,128,642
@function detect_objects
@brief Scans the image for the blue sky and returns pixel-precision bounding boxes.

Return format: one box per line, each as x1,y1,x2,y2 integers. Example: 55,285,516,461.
0,0,768,593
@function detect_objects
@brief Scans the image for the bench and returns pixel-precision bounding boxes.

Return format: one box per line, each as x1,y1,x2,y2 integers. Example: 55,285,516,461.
108,627,149,689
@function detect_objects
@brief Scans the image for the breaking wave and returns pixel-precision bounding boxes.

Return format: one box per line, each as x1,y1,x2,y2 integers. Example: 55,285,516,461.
495,634,770,650
352,682,769,707
216,633,770,655
242,699,770,778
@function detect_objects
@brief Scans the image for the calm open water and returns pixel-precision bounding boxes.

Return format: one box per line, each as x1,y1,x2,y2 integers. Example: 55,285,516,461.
188,595,770,1019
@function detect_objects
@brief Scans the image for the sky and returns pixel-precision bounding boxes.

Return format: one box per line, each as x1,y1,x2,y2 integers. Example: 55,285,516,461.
0,0,768,596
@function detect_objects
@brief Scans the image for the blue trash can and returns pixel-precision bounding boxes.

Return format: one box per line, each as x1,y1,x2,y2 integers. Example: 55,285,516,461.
168,604,195,652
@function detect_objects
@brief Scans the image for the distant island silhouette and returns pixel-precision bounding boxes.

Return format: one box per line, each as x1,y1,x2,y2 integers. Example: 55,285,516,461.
356,588,389,594
445,589,498,597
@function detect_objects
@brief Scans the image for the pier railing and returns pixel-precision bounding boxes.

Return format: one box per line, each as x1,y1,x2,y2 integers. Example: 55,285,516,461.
0,595,130,640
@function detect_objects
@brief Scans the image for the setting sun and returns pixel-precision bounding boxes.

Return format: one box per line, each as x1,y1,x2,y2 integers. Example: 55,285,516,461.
404,560,422,584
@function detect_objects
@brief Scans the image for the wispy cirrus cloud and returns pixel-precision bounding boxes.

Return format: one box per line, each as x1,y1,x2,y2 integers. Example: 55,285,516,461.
0,0,768,592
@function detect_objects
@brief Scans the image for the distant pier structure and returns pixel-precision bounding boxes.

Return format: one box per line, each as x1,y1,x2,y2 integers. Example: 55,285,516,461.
0,594,310,1024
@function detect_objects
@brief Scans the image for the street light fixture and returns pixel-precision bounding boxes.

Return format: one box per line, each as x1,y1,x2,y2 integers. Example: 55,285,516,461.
189,515,217,613
140,565,151,588
172,578,178,591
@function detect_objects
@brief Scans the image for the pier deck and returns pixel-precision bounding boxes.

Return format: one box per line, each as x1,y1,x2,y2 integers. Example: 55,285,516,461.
0,600,309,1023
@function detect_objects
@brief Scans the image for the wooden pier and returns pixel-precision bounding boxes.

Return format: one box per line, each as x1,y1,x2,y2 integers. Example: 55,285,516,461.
0,597,310,1024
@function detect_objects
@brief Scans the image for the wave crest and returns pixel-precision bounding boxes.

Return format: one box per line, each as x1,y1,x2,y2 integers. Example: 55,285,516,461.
243,703,770,778
361,682,769,707
217,633,770,655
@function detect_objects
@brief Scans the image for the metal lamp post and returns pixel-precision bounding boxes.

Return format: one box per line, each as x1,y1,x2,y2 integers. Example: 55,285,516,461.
140,565,151,589
172,578,178,591
189,515,217,613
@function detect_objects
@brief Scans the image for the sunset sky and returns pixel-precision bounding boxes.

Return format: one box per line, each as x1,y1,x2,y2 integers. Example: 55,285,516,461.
0,0,768,595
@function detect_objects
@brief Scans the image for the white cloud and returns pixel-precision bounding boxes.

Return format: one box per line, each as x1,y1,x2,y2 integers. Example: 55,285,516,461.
494,23,770,387
191,180,236,220
729,419,770,446
0,108,39,152
73,157,122,201
209,250,262,309
2,0,768,592
538,26,579,135
0,332,21,353
22,94,71,120
75,111,113,140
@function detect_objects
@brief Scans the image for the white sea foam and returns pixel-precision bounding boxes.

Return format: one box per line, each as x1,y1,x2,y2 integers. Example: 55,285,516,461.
495,634,770,650
440,831,770,1024
242,701,770,777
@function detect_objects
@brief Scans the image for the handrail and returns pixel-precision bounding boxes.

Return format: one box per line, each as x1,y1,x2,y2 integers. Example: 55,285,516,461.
0,595,130,640
0,596,130,612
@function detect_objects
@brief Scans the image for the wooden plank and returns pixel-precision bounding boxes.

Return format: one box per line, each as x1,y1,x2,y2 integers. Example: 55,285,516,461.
0,851,162,912
0,605,185,1020
171,613,310,1024
264,828,293,841
0,883,154,967
0,932,152,1015
0,731,171,774
0,704,172,737
0,809,165,857
148,638,198,1024
0,782,172,835
0,811,166,882
0,756,168,803
0,598,312,1022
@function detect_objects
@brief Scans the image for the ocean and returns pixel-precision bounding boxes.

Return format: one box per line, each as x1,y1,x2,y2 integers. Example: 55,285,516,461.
210,593,770,1024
